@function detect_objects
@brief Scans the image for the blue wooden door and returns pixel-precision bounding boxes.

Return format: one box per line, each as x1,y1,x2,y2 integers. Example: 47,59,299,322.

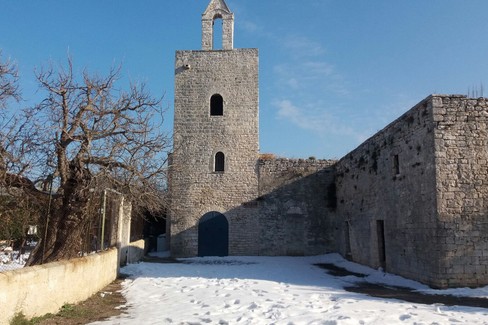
198,212,229,257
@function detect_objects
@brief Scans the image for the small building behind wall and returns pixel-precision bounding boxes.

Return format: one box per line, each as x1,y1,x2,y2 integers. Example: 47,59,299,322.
333,95,488,288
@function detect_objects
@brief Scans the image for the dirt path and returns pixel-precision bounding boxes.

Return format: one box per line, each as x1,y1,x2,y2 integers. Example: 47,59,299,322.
34,278,127,325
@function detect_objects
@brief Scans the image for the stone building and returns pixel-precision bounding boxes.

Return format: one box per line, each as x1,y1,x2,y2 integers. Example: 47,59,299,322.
333,95,488,288
169,0,335,258
169,0,488,288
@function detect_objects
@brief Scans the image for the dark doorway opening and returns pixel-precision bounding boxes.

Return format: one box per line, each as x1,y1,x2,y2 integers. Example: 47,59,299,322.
377,220,386,269
198,211,229,257
143,212,166,253
345,221,352,260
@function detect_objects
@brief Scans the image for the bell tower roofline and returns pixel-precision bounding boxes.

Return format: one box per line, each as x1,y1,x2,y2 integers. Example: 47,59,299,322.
203,0,232,16
202,0,234,50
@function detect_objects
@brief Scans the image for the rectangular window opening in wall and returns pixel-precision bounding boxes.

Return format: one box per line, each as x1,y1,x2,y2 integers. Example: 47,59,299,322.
393,154,400,175
376,220,386,270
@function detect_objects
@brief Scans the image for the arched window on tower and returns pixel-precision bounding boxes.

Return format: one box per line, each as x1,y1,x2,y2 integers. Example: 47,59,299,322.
210,94,224,116
214,152,225,172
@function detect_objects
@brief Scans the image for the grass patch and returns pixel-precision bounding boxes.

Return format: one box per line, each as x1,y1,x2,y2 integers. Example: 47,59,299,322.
56,303,91,319
10,313,31,325
10,278,127,325
9,312,52,325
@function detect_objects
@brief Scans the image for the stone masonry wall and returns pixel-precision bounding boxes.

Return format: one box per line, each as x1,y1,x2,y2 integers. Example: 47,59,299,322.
170,49,259,257
433,95,488,287
334,96,440,286
255,158,337,256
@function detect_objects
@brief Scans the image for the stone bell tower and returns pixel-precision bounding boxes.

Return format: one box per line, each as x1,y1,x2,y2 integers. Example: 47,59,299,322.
169,0,259,257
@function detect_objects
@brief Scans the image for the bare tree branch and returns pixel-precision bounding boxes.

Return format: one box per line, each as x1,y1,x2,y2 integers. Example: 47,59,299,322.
0,51,20,109
21,58,170,265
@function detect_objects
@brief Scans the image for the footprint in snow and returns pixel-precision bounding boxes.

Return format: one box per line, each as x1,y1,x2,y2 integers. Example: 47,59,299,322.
271,303,285,309
399,314,412,321
180,286,192,293
223,299,240,308
148,294,162,300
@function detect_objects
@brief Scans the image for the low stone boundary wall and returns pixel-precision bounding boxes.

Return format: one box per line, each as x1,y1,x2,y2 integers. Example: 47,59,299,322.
0,248,118,324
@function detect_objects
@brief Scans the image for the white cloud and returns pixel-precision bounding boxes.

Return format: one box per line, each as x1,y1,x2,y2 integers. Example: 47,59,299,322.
274,99,368,142
283,35,327,57
237,19,365,150
302,61,334,76
270,34,360,145
240,20,259,33
273,60,348,96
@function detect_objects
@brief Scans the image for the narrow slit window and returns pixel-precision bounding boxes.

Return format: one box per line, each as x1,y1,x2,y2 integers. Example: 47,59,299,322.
393,154,400,175
215,152,225,172
210,94,223,116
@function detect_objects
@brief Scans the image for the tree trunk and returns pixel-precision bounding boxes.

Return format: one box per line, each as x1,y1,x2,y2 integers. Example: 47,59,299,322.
26,206,89,265
26,163,93,266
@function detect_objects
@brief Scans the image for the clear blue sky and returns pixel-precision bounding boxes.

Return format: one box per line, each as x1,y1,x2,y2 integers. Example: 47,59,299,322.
2,1,488,159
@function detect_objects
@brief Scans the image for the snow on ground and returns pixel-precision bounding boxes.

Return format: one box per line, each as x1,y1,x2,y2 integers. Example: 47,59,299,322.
91,254,488,325
0,250,30,272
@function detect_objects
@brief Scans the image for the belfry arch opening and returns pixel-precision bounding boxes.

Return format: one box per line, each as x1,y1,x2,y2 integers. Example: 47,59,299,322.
212,15,223,50
201,0,234,50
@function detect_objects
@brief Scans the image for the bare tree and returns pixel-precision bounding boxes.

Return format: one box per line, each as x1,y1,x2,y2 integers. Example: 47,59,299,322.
0,53,46,253
0,52,20,109
0,52,20,171
13,58,170,265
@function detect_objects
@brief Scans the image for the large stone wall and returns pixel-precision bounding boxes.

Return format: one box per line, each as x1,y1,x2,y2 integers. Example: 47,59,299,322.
333,95,488,288
256,158,337,255
214,157,337,256
333,96,440,286
433,95,488,287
